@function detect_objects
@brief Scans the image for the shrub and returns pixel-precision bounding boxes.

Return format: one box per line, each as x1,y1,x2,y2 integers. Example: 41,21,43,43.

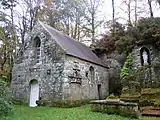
0,76,13,117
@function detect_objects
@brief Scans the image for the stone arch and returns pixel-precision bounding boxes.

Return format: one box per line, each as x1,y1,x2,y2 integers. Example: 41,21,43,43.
33,37,41,63
140,47,151,66
29,79,39,107
89,66,95,82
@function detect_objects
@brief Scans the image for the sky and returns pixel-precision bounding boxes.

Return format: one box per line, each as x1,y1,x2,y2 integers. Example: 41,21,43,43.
103,0,160,23
1,0,160,29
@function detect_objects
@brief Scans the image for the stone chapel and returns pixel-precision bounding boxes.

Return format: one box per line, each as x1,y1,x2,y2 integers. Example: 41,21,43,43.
11,21,109,107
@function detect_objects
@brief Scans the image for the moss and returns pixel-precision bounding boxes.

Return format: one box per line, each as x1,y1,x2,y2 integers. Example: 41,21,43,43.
141,88,160,95
37,99,90,108
107,94,118,99
12,99,28,106
139,88,160,107
91,100,140,118
120,94,140,99
121,88,160,107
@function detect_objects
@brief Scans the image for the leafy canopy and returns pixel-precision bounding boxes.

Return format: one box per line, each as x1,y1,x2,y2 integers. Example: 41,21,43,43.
97,17,160,53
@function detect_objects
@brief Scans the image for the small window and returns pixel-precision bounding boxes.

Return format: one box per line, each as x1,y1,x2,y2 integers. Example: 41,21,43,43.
89,66,95,82
33,37,41,63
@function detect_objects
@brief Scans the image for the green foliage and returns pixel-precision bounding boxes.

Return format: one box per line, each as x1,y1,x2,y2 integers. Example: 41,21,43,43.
0,77,13,117
120,54,144,93
0,27,14,82
135,17,160,46
120,53,133,80
96,22,126,53
98,17,160,53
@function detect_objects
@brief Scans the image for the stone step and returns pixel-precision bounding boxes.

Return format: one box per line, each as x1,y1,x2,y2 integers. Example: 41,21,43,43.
142,109,160,117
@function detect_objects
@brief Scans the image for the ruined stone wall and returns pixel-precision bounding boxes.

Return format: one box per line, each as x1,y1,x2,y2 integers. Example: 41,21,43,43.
11,23,66,103
62,56,109,100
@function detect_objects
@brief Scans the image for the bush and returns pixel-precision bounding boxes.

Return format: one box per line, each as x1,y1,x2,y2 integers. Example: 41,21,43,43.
0,76,13,117
0,98,13,116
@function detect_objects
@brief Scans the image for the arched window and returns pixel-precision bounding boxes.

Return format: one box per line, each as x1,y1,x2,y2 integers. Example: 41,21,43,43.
89,66,95,82
140,47,151,66
33,37,41,63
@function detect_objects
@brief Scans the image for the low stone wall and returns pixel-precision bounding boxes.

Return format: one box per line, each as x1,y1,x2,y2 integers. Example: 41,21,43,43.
36,99,90,108
90,99,140,118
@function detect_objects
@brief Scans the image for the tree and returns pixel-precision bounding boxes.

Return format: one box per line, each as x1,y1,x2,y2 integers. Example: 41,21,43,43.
96,22,126,53
0,0,17,39
0,26,14,79
0,0,18,82
0,28,6,72
22,0,43,31
147,0,154,17
14,3,30,44
82,0,104,43
112,0,115,29
97,17,160,54
134,0,138,24
0,0,17,50
122,0,133,26
38,0,89,41
0,0,17,28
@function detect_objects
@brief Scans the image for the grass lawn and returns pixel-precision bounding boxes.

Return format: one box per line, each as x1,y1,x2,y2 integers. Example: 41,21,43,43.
3,105,142,120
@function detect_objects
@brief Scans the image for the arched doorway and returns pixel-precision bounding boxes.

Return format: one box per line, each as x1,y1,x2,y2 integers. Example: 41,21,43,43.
29,79,39,107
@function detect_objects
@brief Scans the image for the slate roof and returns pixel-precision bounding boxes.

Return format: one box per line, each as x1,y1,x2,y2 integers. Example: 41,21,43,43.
39,22,107,67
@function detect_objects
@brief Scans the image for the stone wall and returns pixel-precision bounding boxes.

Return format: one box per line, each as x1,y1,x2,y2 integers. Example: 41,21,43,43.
11,22,109,105
132,45,160,87
11,23,66,103
90,100,140,118
62,56,109,100
97,51,125,94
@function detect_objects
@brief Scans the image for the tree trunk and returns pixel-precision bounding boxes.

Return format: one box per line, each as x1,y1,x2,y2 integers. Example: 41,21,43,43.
1,46,7,71
128,0,132,25
134,0,137,24
91,12,95,43
73,13,79,39
112,0,115,28
21,16,27,45
148,0,153,17
30,9,34,31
